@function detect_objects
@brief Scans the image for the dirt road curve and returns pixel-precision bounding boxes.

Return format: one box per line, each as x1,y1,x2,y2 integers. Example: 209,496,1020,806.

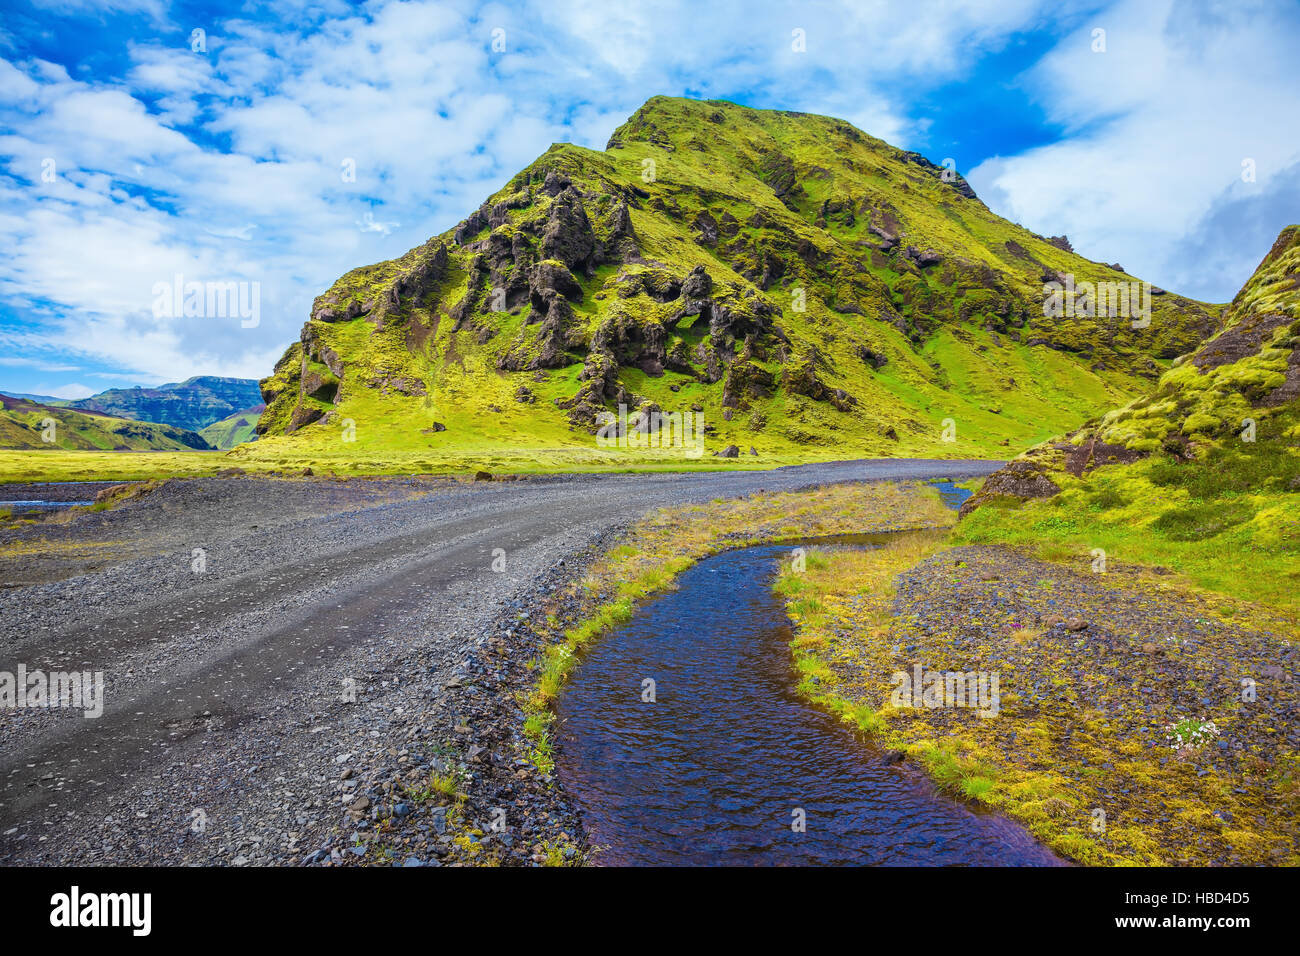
0,460,997,864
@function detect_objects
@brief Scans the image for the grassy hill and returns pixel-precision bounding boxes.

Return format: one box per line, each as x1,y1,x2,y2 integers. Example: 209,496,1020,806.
0,394,214,451
959,225,1300,616
243,96,1218,473
199,405,265,449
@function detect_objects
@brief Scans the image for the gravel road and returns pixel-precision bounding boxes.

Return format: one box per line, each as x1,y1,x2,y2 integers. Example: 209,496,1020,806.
0,459,998,865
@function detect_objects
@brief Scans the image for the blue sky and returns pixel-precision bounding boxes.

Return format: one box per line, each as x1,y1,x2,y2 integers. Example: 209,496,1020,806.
1,0,1298,398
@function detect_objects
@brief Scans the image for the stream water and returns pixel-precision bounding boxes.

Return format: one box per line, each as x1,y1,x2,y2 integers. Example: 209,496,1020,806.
0,500,94,512
555,480,1063,865
0,480,109,515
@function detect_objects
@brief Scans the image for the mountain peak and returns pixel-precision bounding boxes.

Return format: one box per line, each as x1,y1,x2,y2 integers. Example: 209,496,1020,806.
1223,223,1300,331
605,95,974,197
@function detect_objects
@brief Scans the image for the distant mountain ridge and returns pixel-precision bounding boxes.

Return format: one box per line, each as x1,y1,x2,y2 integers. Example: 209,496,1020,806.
67,376,262,433
0,390,67,405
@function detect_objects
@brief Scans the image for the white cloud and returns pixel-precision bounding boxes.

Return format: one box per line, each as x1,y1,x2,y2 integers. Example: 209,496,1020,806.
0,0,922,386
357,211,400,236
0,355,81,373
967,0,1300,299
43,382,96,399
29,0,167,20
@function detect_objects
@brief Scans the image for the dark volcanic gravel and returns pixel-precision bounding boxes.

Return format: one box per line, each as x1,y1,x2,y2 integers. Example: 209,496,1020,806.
0,460,998,865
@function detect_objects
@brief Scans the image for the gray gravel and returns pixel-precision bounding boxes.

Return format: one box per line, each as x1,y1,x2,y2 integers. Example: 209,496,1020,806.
0,459,998,865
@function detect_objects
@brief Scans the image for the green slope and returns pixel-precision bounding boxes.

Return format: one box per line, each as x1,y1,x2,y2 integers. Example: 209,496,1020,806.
249,96,1219,466
0,394,214,451
959,225,1300,616
199,405,264,449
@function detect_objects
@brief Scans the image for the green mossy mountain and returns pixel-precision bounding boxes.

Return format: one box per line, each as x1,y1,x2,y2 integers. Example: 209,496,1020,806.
0,394,214,451
255,96,1220,461
69,376,262,433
